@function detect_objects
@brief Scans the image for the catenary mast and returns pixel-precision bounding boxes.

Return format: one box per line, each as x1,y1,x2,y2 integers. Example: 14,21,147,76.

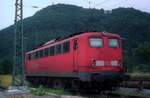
12,0,25,87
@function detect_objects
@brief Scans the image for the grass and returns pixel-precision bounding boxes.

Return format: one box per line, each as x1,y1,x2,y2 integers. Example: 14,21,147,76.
30,85,72,96
30,85,47,96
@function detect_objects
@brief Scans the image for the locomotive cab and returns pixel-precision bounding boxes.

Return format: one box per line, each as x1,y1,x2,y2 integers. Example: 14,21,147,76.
88,36,123,71
76,32,126,83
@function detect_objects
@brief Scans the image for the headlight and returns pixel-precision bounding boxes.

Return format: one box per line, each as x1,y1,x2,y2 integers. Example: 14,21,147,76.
96,60,104,66
111,60,118,66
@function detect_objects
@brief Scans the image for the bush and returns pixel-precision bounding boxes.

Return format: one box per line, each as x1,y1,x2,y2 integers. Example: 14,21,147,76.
0,59,13,74
31,85,47,96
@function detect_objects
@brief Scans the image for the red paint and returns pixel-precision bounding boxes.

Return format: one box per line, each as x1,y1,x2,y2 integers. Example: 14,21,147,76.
25,32,124,76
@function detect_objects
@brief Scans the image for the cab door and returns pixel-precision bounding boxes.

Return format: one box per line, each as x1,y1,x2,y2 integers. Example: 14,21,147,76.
73,39,79,72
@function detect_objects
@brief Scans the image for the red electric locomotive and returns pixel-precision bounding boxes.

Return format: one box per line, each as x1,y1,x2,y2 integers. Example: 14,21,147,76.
25,32,127,90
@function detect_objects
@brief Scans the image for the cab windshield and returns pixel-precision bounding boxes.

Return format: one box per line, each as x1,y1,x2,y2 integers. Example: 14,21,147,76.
109,39,119,48
89,38,103,48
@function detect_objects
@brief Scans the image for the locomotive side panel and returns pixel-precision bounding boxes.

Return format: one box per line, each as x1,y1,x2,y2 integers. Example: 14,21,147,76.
26,35,89,77
26,41,75,76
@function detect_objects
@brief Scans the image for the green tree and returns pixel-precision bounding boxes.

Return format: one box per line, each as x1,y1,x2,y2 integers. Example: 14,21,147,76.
0,59,13,74
133,42,150,72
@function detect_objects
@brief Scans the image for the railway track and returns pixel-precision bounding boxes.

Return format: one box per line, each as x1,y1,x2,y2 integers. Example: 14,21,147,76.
121,73,150,89
0,87,149,98
0,73,150,98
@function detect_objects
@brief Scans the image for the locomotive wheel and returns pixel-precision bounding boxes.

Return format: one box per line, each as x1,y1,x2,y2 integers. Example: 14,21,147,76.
52,79,64,89
26,76,40,87
46,78,53,88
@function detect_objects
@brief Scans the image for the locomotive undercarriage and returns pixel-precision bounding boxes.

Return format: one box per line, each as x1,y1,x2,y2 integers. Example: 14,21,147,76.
26,76,122,92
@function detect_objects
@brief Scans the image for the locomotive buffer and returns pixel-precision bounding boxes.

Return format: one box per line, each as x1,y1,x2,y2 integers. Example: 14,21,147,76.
8,0,27,92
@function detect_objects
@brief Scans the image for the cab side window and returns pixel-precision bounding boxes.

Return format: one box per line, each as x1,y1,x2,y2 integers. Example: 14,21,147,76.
73,40,78,50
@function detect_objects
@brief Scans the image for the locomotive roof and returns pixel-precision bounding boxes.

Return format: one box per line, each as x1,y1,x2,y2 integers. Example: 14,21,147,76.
27,32,120,54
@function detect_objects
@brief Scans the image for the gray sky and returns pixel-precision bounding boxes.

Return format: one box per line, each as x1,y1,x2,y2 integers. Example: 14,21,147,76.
0,0,150,30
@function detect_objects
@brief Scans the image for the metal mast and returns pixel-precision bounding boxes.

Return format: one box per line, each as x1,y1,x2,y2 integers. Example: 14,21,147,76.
12,0,25,87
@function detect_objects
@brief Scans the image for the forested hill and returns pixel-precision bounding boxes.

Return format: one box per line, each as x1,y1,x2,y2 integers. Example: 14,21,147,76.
0,4,150,72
